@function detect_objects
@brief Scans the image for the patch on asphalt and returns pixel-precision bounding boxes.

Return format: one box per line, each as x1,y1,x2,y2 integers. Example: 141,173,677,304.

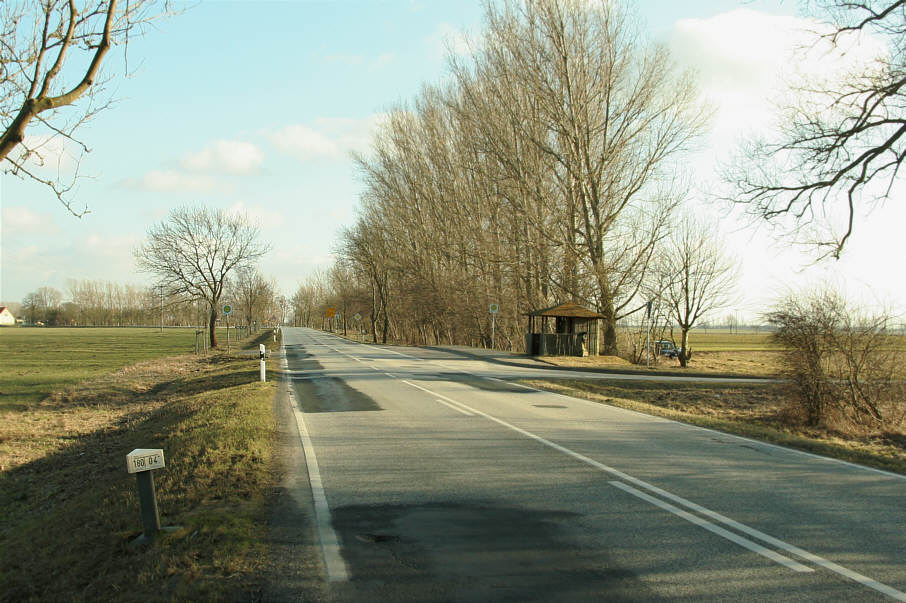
283,344,323,372
292,377,381,413
329,502,650,602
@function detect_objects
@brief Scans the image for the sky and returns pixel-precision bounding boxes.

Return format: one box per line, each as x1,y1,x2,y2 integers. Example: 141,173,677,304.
1,0,904,323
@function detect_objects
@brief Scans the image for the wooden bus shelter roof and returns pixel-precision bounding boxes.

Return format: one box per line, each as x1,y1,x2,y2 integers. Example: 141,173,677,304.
525,302,604,319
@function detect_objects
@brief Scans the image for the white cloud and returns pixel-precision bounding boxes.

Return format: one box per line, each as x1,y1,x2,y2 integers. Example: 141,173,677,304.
123,169,222,193
121,139,263,193
270,124,342,161
669,9,888,140
17,135,79,173
180,139,264,174
224,201,284,228
322,52,397,69
428,22,472,59
269,114,388,162
0,205,61,236
84,233,139,255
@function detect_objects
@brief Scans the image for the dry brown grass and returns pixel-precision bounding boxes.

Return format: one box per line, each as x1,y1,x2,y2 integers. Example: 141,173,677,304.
524,378,906,475
540,350,783,377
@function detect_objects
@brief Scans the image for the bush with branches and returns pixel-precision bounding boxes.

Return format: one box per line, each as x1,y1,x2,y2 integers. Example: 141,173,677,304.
766,289,904,430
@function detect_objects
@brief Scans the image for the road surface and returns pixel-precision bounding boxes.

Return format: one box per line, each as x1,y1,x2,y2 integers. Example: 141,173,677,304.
273,327,906,601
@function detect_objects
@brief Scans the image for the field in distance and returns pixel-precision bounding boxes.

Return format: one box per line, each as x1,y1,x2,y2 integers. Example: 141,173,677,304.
2,326,234,412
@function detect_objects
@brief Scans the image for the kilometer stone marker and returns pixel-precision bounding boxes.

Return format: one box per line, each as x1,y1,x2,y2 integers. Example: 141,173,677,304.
126,448,178,545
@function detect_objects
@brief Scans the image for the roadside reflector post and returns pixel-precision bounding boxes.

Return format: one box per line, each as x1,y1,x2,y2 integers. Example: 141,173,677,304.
126,448,167,544
259,344,266,382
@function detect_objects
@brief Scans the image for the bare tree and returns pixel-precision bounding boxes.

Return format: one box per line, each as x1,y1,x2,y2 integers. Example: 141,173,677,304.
453,0,709,353
134,206,270,348
291,271,330,329
228,266,277,330
658,215,738,367
21,286,63,323
727,0,906,259
0,0,173,216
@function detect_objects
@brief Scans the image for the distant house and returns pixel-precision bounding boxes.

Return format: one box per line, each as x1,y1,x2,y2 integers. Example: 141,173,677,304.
0,306,15,326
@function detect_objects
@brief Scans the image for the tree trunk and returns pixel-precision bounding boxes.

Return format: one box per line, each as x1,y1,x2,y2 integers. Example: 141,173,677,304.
209,308,218,348
600,300,618,356
678,328,690,368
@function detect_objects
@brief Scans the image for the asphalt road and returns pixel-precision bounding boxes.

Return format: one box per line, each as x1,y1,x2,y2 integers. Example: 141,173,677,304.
275,327,906,602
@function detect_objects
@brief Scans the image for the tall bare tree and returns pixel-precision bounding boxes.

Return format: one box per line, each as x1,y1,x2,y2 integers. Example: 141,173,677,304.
134,205,270,347
657,215,738,367
0,0,172,216
453,0,709,353
228,266,277,330
727,0,906,259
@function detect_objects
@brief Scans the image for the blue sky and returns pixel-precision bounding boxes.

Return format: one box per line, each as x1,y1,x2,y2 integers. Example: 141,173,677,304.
2,0,903,320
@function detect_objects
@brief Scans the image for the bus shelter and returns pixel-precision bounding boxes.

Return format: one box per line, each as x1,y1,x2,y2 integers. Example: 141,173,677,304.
525,302,603,356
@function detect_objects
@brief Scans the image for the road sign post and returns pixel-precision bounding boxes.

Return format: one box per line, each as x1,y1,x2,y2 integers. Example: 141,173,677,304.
489,304,499,349
259,344,266,382
223,304,233,352
353,312,363,342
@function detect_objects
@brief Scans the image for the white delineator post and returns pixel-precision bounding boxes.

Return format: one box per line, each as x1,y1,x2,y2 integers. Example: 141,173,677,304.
259,344,266,382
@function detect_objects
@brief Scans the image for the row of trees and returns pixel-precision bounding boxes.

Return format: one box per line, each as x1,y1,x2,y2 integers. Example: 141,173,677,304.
320,0,733,359
18,268,281,330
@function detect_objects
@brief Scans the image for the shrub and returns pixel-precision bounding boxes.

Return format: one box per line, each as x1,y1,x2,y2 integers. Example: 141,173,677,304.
766,289,903,429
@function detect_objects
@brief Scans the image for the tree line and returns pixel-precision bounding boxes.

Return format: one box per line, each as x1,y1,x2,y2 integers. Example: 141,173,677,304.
304,0,733,359
17,268,281,330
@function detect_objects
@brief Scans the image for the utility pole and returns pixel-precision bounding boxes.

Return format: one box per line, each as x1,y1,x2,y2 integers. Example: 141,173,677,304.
159,285,164,333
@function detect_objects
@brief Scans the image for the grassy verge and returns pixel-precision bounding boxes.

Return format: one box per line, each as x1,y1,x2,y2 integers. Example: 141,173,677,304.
0,329,278,602
523,378,906,476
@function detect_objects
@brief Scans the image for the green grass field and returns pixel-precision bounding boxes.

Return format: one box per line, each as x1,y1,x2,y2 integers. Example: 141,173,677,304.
1,327,242,411
677,329,779,351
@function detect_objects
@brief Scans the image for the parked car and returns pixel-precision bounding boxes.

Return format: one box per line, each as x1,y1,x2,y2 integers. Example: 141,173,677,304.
655,340,680,359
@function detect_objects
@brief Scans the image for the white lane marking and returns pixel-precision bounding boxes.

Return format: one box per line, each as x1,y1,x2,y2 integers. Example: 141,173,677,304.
609,481,812,573
503,378,906,481
374,345,417,359
384,372,397,378
282,348,349,583
435,398,475,416
399,379,906,599
634,481,906,601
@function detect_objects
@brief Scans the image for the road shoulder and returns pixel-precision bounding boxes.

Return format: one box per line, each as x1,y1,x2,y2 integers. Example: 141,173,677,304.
262,362,329,602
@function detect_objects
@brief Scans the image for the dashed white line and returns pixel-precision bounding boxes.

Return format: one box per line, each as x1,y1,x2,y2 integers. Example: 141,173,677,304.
435,398,475,416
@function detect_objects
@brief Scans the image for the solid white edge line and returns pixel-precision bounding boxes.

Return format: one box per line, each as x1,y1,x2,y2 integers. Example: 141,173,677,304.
498,377,906,481
400,378,906,600
608,481,812,572
282,345,349,583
